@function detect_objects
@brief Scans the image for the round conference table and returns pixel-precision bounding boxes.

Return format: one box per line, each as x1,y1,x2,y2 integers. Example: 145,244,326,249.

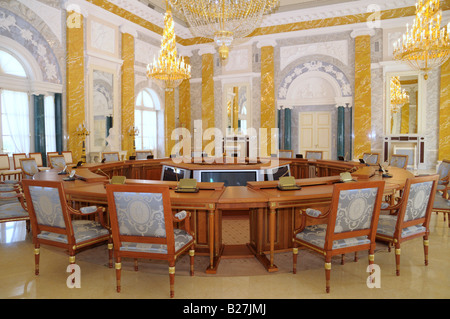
32,161,414,274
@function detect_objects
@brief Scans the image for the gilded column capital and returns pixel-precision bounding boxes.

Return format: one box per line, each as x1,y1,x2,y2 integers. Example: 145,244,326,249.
120,24,138,38
256,39,277,49
198,46,216,56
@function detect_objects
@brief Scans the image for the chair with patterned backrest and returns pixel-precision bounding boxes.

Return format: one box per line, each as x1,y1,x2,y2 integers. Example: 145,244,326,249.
376,174,439,276
363,152,380,165
0,154,21,182
62,151,74,166
48,155,66,169
292,180,385,293
19,158,39,180
102,152,120,162
432,189,450,228
12,153,27,170
305,151,323,160
22,179,112,275
28,152,50,171
390,154,409,169
436,159,450,196
278,150,294,158
0,182,29,231
106,184,195,298
135,150,153,160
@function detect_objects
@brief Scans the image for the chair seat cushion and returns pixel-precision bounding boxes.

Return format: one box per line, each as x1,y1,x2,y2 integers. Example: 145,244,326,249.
295,224,370,250
376,215,427,238
119,229,193,254
37,220,109,244
0,202,28,220
433,195,450,210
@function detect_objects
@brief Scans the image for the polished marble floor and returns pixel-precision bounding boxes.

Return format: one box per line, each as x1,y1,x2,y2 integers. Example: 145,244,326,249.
0,211,449,300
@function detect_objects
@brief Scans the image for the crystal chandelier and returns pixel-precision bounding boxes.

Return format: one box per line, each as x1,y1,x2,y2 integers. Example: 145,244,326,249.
168,0,279,60
147,1,191,91
393,0,450,80
390,76,409,114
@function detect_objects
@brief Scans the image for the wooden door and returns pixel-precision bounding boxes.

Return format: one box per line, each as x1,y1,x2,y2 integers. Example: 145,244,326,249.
299,112,331,159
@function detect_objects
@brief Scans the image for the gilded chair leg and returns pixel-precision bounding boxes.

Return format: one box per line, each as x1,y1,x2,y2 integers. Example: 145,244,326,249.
189,248,195,276
325,257,331,293
169,263,175,298
34,246,40,275
423,237,429,266
115,259,122,293
395,246,401,276
134,259,138,271
292,247,298,274
368,252,375,284
108,242,113,268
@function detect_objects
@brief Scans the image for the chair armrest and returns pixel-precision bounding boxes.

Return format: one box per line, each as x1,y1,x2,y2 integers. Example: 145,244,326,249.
68,205,109,229
172,210,192,234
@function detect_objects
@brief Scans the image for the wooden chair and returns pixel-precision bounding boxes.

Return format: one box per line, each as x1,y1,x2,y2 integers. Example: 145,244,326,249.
19,158,39,180
106,184,195,298
0,154,20,182
292,180,385,293
436,159,450,198
376,174,439,275
62,151,74,166
0,182,29,230
48,155,66,169
363,152,380,165
390,154,408,169
305,150,323,160
432,190,450,228
46,151,59,166
22,179,112,275
12,153,27,170
28,152,50,171
135,150,153,160
102,152,120,162
278,150,294,158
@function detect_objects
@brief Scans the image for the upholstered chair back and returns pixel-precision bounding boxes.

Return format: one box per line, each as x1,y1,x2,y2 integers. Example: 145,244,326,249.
29,153,44,167
279,150,293,158
20,158,39,178
136,151,153,160
437,160,450,184
103,152,120,162
334,187,379,233
305,151,323,160
403,180,434,222
363,153,379,165
13,153,27,170
49,155,66,169
112,191,166,237
0,154,11,170
27,185,65,228
390,155,408,169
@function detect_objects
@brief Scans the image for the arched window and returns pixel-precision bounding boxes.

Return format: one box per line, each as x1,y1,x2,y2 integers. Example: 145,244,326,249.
135,88,160,152
0,50,27,78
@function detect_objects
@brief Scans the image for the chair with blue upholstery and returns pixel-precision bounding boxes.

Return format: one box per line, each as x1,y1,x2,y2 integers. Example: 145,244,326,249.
102,152,120,162
22,179,112,275
106,184,195,298
19,158,39,180
432,189,450,228
135,150,153,160
305,150,323,160
0,183,29,230
376,174,439,276
363,152,380,165
390,154,408,169
292,180,385,293
435,159,450,197
278,150,294,158
48,155,66,169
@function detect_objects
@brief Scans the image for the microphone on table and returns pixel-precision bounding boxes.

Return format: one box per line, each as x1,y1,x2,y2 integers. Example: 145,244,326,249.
96,168,111,184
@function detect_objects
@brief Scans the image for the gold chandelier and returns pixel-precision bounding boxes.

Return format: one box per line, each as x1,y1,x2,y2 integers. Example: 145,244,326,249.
393,0,450,80
390,76,409,114
168,0,279,60
147,1,191,91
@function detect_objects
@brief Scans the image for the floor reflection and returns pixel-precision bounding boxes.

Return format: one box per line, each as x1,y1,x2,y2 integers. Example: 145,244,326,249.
0,221,28,244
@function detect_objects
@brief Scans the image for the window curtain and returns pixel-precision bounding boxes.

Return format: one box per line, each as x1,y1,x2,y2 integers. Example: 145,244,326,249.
1,90,30,154
54,93,63,154
44,95,56,153
33,94,46,160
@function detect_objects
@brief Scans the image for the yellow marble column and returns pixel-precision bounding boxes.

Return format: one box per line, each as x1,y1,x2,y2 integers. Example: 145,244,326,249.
439,59,450,161
179,57,191,132
165,90,175,157
201,51,215,154
66,10,85,162
121,31,135,157
233,86,239,130
260,44,276,156
400,103,409,134
352,31,374,159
